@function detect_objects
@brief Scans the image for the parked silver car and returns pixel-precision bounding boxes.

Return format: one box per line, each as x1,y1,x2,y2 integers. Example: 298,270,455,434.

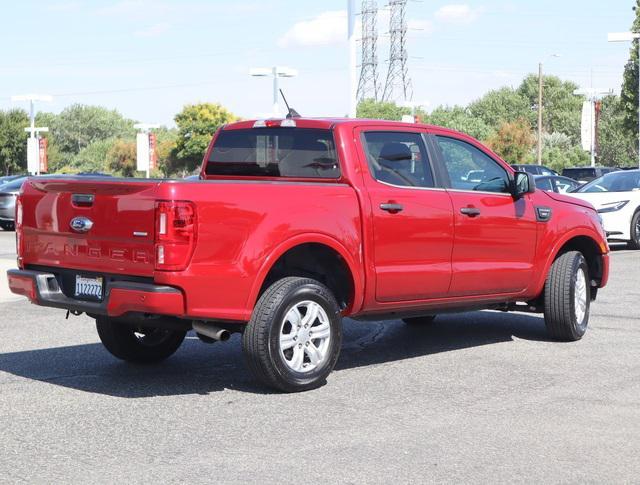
0,176,27,231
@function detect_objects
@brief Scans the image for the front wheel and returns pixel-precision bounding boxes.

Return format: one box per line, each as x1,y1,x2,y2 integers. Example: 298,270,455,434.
543,251,590,341
242,277,342,392
96,317,186,363
628,211,640,250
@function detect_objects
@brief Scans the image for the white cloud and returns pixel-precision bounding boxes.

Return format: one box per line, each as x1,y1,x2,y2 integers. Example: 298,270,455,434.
134,22,171,38
434,4,482,25
278,10,347,48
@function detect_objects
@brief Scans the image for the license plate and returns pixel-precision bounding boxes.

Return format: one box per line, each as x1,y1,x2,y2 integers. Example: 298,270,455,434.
75,275,104,301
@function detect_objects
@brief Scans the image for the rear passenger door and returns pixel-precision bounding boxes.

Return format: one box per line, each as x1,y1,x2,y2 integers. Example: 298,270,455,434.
356,127,454,302
430,134,538,297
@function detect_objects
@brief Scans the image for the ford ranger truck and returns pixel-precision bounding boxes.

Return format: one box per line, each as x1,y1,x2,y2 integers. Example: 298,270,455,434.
7,118,610,392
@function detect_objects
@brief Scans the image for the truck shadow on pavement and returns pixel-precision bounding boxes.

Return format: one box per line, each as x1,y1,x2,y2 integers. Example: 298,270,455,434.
0,311,552,397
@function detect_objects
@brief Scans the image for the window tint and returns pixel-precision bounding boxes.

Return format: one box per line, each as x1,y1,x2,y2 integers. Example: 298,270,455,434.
535,177,554,192
206,128,339,178
435,136,510,193
577,171,640,193
362,132,434,188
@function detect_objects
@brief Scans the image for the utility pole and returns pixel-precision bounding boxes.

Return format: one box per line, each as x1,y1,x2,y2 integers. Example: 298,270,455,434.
11,94,52,175
608,31,640,169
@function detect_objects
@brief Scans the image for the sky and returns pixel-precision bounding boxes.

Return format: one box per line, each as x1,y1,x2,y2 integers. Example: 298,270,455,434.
0,0,635,126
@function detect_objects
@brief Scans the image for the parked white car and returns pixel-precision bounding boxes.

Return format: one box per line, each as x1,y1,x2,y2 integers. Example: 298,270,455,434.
570,169,640,249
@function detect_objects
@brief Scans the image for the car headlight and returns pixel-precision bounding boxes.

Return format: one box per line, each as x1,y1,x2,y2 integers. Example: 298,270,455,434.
597,200,629,213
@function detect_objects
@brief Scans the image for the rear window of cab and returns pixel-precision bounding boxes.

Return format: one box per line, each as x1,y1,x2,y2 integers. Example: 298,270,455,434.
206,128,340,179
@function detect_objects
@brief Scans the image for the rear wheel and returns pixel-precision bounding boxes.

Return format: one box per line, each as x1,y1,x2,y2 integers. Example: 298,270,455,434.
242,277,342,392
628,211,640,250
402,315,437,325
96,317,186,363
543,251,590,341
0,221,14,231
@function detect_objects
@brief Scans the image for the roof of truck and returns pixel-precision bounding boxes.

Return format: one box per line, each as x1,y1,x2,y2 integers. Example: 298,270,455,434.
223,117,463,136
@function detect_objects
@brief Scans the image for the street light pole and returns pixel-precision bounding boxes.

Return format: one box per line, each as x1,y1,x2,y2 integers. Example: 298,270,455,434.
608,31,640,169
537,62,543,165
250,66,298,117
536,55,560,166
11,94,53,175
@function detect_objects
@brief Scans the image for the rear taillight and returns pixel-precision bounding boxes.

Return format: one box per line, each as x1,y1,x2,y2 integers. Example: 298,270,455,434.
154,200,197,271
15,196,23,268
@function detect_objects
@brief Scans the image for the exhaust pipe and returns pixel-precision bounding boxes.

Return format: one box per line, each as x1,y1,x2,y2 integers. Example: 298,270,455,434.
192,321,231,342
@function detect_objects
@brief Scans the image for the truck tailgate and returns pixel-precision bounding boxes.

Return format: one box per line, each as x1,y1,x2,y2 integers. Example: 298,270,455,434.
19,177,161,277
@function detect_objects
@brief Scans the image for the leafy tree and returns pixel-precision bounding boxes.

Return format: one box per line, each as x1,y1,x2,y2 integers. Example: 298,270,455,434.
542,145,590,173
598,95,637,167
107,140,138,177
621,1,640,137
425,106,494,141
356,99,410,120
518,75,583,142
45,104,135,155
0,109,29,175
174,102,237,173
69,138,116,173
486,119,535,164
469,87,531,128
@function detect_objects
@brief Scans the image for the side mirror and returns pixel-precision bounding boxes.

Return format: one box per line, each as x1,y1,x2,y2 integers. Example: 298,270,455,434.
512,171,536,198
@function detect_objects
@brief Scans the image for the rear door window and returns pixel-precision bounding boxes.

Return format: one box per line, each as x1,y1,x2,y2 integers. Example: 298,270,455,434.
206,128,340,178
361,131,435,188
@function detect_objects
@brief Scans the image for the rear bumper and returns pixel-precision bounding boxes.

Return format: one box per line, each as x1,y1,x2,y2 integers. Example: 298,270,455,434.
7,269,185,317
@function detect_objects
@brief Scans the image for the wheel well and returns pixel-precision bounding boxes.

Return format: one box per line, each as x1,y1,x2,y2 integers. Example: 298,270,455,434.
258,243,354,310
555,236,603,286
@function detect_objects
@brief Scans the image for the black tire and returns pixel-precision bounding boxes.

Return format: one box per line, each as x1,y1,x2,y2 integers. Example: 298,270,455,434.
628,211,640,250
0,221,14,231
96,317,186,363
402,315,437,325
543,251,590,341
242,277,342,392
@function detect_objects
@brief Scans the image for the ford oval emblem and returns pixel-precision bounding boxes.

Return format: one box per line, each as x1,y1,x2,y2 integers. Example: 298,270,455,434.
70,216,94,233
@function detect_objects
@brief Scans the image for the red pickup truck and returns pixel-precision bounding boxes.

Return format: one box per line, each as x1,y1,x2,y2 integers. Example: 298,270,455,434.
8,118,610,392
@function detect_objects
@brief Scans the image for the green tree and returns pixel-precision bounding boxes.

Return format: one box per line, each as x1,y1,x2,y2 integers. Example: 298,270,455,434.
356,99,410,120
45,104,135,155
425,106,494,141
107,140,138,177
468,87,531,128
486,119,535,164
174,102,237,173
0,109,29,175
69,138,117,173
518,75,583,142
621,1,640,137
598,95,637,167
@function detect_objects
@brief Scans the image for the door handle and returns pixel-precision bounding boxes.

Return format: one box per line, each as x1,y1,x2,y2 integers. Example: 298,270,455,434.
460,207,481,217
380,203,404,213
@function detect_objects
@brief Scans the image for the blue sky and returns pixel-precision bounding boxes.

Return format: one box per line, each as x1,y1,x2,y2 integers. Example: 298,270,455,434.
0,0,635,125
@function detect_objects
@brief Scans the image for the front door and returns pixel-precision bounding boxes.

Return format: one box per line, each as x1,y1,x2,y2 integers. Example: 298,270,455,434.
431,134,538,297
357,128,454,302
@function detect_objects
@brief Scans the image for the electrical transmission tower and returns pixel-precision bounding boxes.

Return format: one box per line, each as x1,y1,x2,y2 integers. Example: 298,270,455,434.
382,0,412,103
356,0,380,101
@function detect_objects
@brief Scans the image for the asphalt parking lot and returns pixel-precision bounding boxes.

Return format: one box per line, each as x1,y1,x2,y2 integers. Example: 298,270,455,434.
0,231,638,484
